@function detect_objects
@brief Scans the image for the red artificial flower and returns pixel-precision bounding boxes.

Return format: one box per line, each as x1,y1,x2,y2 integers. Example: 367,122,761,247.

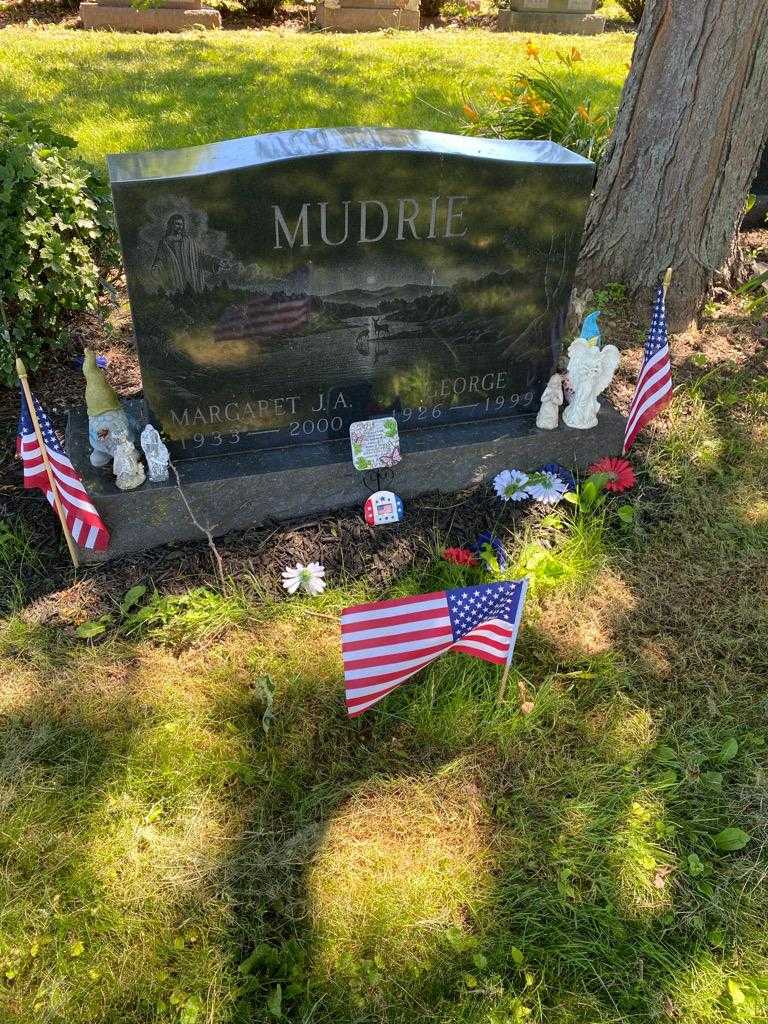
443,547,479,567
588,456,637,493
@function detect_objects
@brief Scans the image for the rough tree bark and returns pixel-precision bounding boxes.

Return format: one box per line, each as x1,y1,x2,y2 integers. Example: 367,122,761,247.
577,0,768,330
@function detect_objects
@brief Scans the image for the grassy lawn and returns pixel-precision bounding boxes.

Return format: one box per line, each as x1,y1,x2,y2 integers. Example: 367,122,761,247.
2,348,768,1023
3,18,768,1024
0,27,633,165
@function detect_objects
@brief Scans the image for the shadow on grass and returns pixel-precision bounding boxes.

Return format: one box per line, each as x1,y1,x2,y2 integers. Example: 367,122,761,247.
1,361,767,1022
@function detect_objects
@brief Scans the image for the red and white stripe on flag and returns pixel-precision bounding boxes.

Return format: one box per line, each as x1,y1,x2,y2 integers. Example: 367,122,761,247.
623,284,673,454
19,433,110,551
341,590,518,717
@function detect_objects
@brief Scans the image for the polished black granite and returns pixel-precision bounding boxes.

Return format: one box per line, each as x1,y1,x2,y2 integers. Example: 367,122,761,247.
108,129,595,461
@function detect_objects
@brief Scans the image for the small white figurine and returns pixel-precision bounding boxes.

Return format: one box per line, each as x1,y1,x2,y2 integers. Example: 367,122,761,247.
562,339,621,430
140,424,170,482
112,430,146,491
536,373,564,430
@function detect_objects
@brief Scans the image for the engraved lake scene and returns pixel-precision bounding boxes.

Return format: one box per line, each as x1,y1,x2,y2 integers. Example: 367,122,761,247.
108,128,595,459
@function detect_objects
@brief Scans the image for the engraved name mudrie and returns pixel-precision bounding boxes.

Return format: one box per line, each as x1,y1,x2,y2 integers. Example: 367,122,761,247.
272,195,470,248
108,128,594,460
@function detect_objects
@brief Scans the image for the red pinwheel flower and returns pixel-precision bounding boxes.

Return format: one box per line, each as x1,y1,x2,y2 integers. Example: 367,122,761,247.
588,456,637,493
443,547,479,567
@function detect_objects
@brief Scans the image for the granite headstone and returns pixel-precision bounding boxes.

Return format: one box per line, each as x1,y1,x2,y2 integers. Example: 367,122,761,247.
108,129,594,460
66,129,625,561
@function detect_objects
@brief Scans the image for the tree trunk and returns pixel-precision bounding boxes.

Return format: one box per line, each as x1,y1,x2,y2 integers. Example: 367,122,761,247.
577,0,768,330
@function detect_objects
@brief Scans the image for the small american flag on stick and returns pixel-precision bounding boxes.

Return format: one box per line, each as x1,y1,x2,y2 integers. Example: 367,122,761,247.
341,580,528,717
17,388,110,552
623,277,673,454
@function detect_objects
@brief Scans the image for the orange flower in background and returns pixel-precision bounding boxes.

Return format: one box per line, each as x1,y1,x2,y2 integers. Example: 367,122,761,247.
576,103,590,121
570,46,583,62
522,91,550,117
525,39,540,59
462,104,478,122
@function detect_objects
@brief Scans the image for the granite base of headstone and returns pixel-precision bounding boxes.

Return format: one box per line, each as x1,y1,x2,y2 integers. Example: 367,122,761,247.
80,0,221,32
66,399,625,563
497,0,604,34
316,0,419,31
85,127,606,562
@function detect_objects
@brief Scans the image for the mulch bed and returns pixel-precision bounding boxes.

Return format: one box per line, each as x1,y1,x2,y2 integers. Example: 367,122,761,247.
2,230,766,622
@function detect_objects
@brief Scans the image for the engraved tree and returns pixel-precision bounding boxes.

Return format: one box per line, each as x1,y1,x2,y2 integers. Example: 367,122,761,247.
577,0,768,330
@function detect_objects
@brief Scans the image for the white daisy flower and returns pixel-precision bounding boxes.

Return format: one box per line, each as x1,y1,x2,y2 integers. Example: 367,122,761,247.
526,470,569,505
493,469,530,502
281,562,326,597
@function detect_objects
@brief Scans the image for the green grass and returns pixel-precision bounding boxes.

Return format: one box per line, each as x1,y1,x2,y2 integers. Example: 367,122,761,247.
1,364,767,1024
0,28,633,165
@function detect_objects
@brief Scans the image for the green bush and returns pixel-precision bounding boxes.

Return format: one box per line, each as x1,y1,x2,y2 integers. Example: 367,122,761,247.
616,0,644,22
0,114,117,387
460,46,616,163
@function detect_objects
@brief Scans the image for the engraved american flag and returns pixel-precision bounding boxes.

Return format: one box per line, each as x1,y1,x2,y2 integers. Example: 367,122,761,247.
214,266,311,343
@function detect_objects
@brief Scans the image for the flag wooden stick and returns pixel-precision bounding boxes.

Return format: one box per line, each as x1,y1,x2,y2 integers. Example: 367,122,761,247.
16,357,80,569
497,577,529,707
662,267,673,299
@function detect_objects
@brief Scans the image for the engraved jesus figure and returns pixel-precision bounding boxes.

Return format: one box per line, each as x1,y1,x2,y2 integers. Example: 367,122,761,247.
152,213,222,294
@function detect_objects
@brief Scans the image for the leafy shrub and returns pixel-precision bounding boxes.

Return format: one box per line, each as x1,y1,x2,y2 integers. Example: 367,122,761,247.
0,114,117,387
616,0,644,22
460,45,616,163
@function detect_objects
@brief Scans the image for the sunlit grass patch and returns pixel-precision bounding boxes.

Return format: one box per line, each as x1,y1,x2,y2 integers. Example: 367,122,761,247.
583,699,656,764
610,792,675,918
308,774,492,987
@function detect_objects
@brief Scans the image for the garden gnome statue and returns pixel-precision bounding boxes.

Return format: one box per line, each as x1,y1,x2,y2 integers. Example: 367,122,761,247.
112,429,146,491
140,424,170,482
536,373,564,430
83,348,132,467
562,339,621,430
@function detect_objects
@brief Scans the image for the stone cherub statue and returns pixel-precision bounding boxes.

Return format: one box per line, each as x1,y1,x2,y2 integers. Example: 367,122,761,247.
83,348,133,468
562,338,621,430
536,373,564,430
140,424,170,482
112,429,146,491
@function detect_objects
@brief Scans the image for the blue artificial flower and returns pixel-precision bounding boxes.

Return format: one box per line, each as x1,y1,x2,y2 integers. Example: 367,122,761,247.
540,462,576,493
493,468,530,502
526,471,569,505
470,531,508,570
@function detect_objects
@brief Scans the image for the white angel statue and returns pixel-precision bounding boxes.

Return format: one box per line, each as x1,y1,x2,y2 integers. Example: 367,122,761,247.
562,339,621,430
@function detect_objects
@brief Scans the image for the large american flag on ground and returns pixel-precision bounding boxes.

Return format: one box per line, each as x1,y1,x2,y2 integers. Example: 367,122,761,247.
341,580,528,717
17,390,110,551
623,283,673,453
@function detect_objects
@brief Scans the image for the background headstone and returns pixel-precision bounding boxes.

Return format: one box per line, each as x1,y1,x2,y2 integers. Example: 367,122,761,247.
80,0,221,32
497,0,604,34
